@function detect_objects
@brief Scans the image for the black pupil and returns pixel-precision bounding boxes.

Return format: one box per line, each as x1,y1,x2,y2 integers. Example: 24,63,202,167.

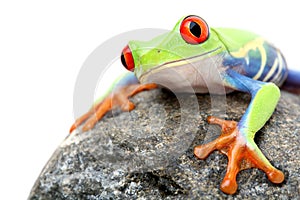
121,52,127,68
189,21,201,38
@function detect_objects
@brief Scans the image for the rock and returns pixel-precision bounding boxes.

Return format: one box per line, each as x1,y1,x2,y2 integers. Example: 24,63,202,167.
29,89,300,199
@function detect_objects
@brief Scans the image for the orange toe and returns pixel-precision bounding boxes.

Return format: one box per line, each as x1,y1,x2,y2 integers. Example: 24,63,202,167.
194,116,284,194
69,83,158,133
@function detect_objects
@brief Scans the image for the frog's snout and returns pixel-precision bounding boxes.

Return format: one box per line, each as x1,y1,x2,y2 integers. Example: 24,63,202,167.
121,45,135,72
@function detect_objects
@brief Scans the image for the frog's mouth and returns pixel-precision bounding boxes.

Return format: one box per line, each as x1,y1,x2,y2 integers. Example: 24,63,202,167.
139,46,223,84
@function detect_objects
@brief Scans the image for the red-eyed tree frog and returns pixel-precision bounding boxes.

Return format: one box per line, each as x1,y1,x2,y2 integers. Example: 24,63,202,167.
70,15,300,194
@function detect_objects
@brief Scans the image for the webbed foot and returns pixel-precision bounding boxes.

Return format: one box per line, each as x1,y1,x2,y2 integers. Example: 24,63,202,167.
194,116,284,194
70,83,157,133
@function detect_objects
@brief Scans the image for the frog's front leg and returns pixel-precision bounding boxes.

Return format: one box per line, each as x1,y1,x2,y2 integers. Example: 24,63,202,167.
194,69,284,194
70,73,157,133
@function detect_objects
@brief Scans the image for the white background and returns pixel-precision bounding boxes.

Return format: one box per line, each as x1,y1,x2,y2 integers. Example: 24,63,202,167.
0,1,299,199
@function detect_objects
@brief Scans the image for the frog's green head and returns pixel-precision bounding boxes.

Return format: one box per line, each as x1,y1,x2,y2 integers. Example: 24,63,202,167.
121,15,225,83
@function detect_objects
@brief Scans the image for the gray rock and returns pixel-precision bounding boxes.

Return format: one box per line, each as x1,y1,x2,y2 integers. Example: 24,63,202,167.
29,89,300,199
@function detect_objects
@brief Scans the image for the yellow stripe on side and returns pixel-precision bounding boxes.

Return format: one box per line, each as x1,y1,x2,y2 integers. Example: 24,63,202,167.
230,38,267,80
263,58,278,82
270,51,283,84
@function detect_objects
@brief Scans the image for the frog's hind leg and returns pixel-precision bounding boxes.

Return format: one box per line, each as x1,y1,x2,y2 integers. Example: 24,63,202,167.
281,69,300,94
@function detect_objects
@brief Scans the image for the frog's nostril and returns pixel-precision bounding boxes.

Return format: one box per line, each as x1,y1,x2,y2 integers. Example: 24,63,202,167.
121,45,135,72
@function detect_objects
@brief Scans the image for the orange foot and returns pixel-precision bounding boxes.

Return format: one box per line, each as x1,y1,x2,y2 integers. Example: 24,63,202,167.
194,116,284,194
70,83,157,133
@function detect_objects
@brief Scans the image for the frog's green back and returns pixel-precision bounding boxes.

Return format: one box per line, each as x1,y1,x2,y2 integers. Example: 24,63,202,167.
212,28,260,52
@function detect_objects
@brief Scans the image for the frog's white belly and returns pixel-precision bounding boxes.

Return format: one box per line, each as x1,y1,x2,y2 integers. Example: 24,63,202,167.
139,54,232,94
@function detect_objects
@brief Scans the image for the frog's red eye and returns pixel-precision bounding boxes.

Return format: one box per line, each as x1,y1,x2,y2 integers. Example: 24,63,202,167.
121,45,135,71
180,15,209,45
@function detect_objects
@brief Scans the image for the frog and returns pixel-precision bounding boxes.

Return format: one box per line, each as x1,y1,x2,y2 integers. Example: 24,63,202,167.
70,15,300,194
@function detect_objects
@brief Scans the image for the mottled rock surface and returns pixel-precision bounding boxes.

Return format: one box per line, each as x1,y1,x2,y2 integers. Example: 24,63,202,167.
29,89,300,199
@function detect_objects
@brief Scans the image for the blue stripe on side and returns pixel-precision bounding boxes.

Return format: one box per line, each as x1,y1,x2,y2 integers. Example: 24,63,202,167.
223,42,288,87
